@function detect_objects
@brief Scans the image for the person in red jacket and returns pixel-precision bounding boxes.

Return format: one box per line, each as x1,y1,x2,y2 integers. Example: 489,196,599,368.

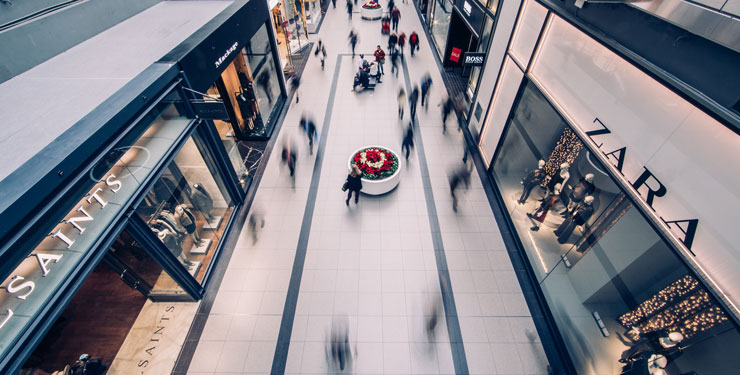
409,31,419,56
398,32,406,55
374,45,385,75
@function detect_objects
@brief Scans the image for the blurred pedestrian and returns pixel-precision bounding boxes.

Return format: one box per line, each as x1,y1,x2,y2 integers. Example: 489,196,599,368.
332,0,336,8
409,85,419,120
398,32,406,55
345,164,363,205
390,47,400,77
388,0,395,13
390,6,401,32
454,94,466,132
281,139,297,185
346,0,353,20
426,293,443,343
420,73,432,109
449,165,471,212
327,318,354,372
401,124,414,160
397,88,406,119
247,208,265,245
287,69,301,103
409,31,419,56
299,115,318,155
374,45,385,75
348,29,359,57
388,32,398,52
441,96,453,134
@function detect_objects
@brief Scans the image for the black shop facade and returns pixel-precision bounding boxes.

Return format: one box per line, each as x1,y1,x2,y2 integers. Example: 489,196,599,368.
0,1,285,374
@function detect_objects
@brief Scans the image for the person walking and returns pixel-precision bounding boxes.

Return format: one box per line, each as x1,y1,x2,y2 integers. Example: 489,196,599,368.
348,29,358,58
300,115,318,154
409,31,419,56
320,44,327,70
397,88,406,119
401,124,414,160
390,47,400,77
373,45,385,75
281,140,297,185
346,0,353,20
441,96,454,134
390,6,401,32
409,85,419,120
449,165,471,212
420,73,432,109
397,32,406,55
388,0,395,13
345,164,363,205
332,0,336,8
288,70,301,103
388,32,398,53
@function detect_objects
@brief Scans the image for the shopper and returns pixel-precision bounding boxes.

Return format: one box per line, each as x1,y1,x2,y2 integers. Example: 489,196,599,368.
332,0,336,8
348,29,359,58
299,115,318,155
390,6,401,32
397,32,406,55
397,88,406,119
247,208,265,245
390,47,400,77
281,140,297,187
345,164,363,205
409,31,419,56
388,32,398,52
441,96,453,134
449,165,471,212
420,73,432,109
373,45,385,75
409,85,419,121
288,70,301,103
346,0,353,20
401,124,414,160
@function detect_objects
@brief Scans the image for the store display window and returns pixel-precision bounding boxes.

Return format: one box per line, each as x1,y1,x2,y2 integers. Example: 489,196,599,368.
431,0,453,57
136,136,234,284
490,80,740,374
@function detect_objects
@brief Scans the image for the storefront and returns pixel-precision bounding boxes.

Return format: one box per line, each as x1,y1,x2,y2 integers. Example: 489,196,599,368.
0,0,283,374
427,0,498,114
477,8,740,375
268,0,317,69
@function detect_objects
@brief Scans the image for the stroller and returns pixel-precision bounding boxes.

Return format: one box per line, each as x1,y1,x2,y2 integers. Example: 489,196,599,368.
381,16,390,35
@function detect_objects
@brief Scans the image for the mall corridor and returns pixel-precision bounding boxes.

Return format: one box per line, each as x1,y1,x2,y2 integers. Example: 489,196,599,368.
183,2,548,375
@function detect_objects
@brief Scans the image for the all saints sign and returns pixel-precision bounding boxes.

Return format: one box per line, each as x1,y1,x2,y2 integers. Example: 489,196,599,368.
0,174,123,330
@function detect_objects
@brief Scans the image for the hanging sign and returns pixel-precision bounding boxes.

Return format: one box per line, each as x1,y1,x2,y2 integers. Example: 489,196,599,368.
463,52,485,66
450,47,462,63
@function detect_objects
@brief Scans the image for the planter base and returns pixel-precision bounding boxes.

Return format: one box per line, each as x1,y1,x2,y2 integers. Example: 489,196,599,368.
349,146,402,195
360,6,383,20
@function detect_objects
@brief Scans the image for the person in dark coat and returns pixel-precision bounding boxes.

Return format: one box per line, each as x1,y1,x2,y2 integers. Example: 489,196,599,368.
390,6,401,32
441,96,454,134
397,32,406,55
409,85,420,121
449,165,471,212
401,124,414,160
346,0,353,20
409,31,419,56
348,29,359,57
346,164,363,205
300,115,318,155
420,73,432,109
388,32,398,52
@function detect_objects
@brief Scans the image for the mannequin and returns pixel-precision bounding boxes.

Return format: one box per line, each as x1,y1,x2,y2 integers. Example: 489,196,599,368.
518,160,546,204
190,184,214,221
175,204,202,246
555,195,594,243
545,163,570,192
158,210,185,235
527,183,561,231
566,173,595,213
149,219,181,244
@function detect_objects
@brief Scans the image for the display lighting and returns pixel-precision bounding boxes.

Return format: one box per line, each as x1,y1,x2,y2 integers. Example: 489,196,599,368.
544,128,583,176
620,275,729,340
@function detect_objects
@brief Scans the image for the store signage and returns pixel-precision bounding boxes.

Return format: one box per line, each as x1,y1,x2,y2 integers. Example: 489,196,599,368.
214,42,239,68
463,52,485,66
0,174,123,330
586,117,698,253
450,47,462,63
463,1,472,15
137,305,176,369
454,0,485,32
192,101,229,120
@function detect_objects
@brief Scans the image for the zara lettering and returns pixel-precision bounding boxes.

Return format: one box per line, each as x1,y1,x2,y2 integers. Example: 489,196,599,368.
0,174,123,330
586,118,698,254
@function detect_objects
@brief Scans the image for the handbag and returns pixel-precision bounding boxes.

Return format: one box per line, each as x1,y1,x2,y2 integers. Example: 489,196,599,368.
342,181,349,191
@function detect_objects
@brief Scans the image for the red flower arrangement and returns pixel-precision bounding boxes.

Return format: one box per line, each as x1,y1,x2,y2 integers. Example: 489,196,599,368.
362,1,382,9
352,147,399,180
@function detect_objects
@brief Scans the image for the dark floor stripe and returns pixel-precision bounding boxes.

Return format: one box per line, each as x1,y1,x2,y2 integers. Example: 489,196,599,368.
402,58,470,375
270,53,343,375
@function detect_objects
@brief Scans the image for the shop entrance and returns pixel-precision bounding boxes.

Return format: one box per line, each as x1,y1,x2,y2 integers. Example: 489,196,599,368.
443,11,478,72
21,231,192,375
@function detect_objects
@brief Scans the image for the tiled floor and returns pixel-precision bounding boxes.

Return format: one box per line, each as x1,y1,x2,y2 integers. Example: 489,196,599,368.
186,1,549,374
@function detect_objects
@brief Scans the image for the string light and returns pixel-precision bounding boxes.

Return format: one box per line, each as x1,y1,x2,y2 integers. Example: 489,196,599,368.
544,128,583,176
619,275,729,340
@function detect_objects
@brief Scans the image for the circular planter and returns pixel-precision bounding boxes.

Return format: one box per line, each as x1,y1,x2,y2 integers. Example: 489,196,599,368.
360,5,383,20
348,146,402,195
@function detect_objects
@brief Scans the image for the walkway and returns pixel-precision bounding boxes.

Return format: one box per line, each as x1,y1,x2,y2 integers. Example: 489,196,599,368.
184,1,549,374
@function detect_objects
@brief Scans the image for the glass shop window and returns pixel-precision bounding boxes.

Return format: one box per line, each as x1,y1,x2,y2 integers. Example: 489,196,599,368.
490,81,740,375
136,137,235,284
431,0,453,57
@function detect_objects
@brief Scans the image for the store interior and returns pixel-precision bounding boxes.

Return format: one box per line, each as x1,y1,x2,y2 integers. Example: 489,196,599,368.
491,82,740,375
